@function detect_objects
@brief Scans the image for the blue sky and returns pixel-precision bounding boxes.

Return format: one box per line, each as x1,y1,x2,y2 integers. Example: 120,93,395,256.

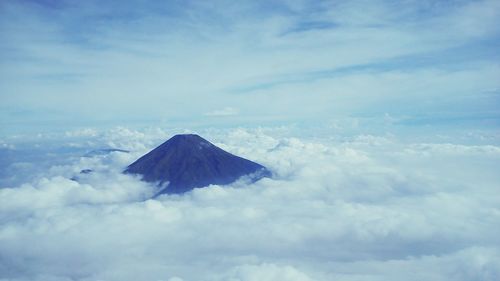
1,0,499,135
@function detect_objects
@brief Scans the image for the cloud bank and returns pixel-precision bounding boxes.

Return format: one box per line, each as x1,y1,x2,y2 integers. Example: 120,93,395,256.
1,127,499,280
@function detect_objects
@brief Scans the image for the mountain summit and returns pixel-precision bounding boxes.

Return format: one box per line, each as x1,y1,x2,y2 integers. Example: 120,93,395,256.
124,134,270,195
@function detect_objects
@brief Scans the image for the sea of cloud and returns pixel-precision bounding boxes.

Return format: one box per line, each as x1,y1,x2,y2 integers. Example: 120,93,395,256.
0,127,499,281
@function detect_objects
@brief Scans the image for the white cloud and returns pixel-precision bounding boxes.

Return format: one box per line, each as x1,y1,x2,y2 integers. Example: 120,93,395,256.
220,263,314,281
204,107,239,117
0,127,499,280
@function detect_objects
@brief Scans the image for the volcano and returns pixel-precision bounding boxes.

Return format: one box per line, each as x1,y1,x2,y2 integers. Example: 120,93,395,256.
124,134,270,195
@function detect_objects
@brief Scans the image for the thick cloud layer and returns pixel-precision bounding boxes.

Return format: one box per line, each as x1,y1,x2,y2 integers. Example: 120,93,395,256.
1,127,499,281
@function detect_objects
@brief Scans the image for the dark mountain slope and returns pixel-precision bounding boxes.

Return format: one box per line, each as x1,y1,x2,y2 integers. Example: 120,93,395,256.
125,134,270,194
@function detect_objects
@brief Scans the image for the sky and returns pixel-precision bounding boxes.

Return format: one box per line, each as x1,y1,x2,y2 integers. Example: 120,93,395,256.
1,0,499,135
1,1,500,281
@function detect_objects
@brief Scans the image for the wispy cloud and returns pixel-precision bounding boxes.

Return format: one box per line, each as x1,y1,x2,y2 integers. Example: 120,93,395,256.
0,0,499,134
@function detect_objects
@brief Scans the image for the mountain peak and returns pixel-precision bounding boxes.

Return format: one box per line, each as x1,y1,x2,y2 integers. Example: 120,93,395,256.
168,134,214,148
170,134,205,141
125,134,270,195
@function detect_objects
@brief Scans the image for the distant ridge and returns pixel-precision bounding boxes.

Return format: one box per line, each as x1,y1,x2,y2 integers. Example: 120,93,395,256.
124,134,270,195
